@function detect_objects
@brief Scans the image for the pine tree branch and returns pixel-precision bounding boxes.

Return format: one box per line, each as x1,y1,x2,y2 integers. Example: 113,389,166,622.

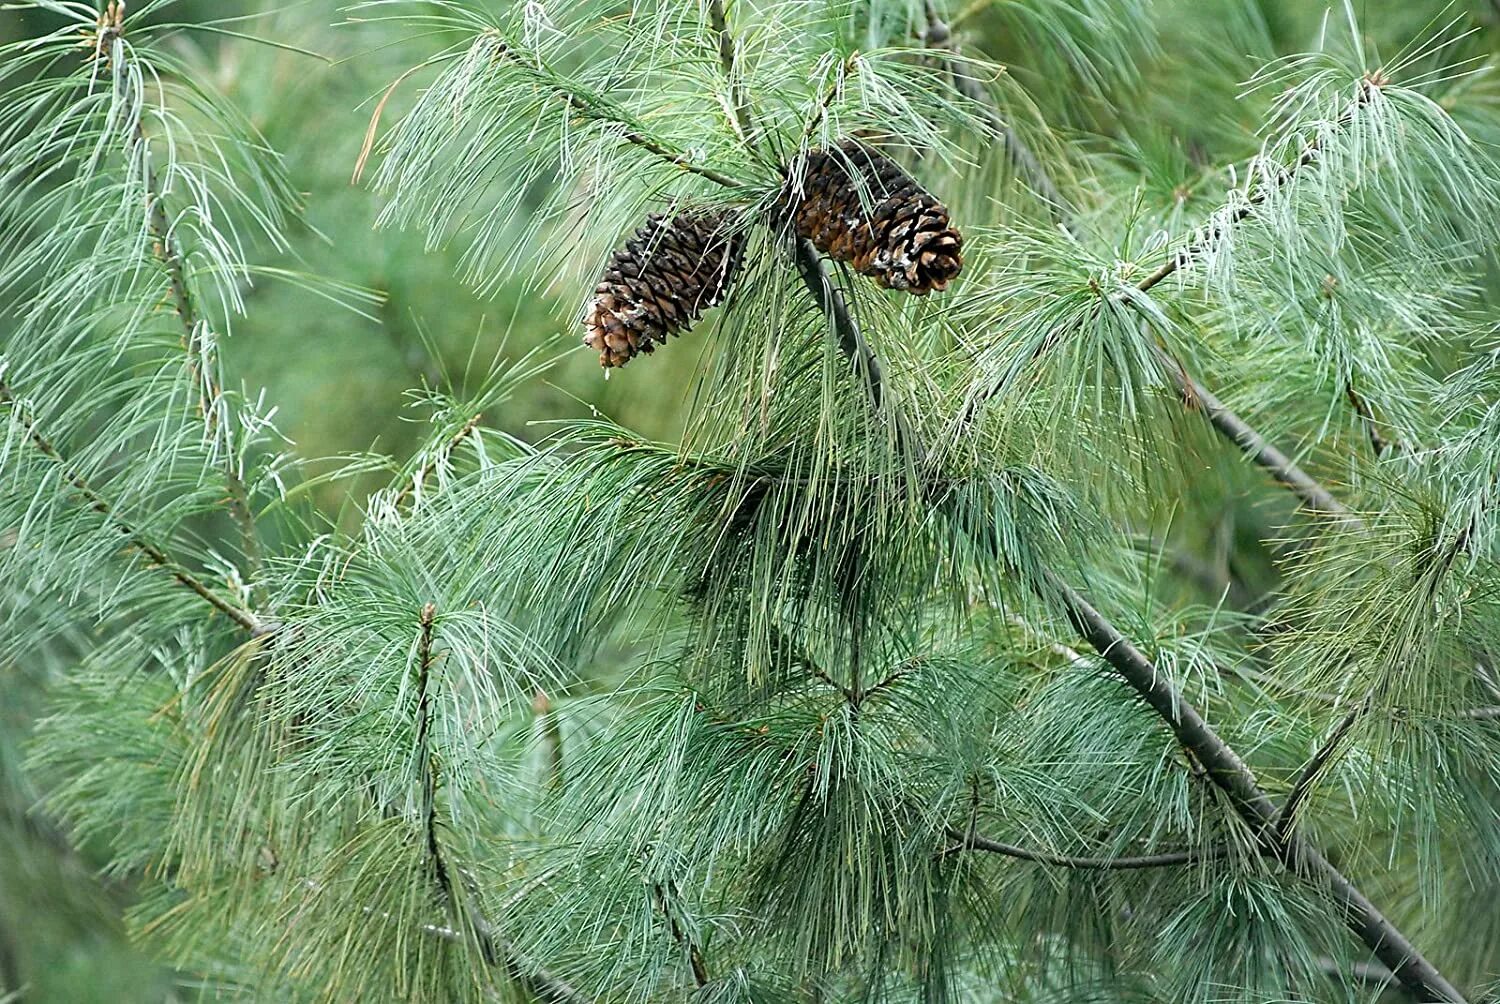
854,664,908,707
791,240,886,408
663,5,918,486
482,32,749,191
146,170,268,592
711,0,903,469
1314,956,1401,993
1132,104,1344,297
110,19,268,596
1125,86,1385,517
414,603,594,996
1345,382,1396,457
295,615,588,996
633,23,1452,991
563,94,747,191
532,688,565,791
652,881,711,988
791,239,927,466
391,412,482,511
1161,361,1355,519
795,52,859,157
1048,573,1468,1003
808,664,856,704
920,2,1070,226
1458,706,1500,721
415,604,454,895
947,65,1375,519
409,605,593,1000
707,0,755,147
1153,260,1354,519
149,176,219,420
412,602,494,964
1277,694,1372,839
0,381,261,634
336,874,592,1003
943,827,1207,869
788,161,1466,996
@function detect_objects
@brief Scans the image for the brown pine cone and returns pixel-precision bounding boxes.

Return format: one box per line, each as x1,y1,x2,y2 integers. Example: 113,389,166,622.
584,210,746,368
777,140,962,295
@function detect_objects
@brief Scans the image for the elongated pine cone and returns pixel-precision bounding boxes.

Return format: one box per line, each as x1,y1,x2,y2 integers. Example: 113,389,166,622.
778,140,962,295
584,210,746,368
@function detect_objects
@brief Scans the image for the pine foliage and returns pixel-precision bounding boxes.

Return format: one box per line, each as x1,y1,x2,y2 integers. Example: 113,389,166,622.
3,1,1500,1002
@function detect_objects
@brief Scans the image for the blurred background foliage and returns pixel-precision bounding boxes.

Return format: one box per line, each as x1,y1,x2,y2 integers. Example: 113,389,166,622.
3,0,1500,1000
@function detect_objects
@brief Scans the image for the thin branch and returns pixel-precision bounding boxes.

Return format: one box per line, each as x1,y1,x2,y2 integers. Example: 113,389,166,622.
812,420,1465,997
1133,114,1339,296
412,605,504,969
1047,572,1467,1003
149,176,219,420
791,239,928,466
413,602,478,954
1314,956,1401,993
1458,706,1500,721
1007,613,1095,671
483,33,748,191
565,95,747,190
854,664,908,706
1278,695,1371,839
303,613,585,1001
1345,382,1395,457
532,688,565,790
765,621,853,703
944,827,1207,869
921,2,1070,225
1125,87,1388,517
147,172,268,587
808,664,855,704
331,875,592,1004
0,381,261,633
950,73,1371,519
706,0,755,146
114,24,267,593
411,603,587,1002
1134,87,1377,520
390,412,482,511
792,240,881,405
795,52,858,156
653,881,710,988
1161,358,1355,518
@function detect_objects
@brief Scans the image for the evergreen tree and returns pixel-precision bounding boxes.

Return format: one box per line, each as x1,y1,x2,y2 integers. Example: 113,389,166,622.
3,1,1500,1001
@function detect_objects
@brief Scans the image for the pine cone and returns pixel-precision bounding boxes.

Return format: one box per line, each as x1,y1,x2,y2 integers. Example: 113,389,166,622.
584,210,745,368
777,140,962,295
